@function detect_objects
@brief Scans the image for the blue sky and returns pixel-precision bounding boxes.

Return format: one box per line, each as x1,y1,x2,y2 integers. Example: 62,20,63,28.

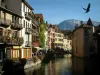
28,0,100,24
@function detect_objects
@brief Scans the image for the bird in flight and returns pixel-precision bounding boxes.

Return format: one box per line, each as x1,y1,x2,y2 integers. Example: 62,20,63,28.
82,3,91,13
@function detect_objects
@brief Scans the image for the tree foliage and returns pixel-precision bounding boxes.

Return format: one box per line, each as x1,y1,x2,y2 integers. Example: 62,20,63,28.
38,21,46,48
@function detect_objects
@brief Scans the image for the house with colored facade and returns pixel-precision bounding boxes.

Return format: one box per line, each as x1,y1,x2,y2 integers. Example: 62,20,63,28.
21,0,33,58
63,36,72,50
72,18,97,58
54,32,64,48
48,24,55,49
92,26,100,56
0,0,39,60
0,0,23,62
33,14,44,50
31,13,40,52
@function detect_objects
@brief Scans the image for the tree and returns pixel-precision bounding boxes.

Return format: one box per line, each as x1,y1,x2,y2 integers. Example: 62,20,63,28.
38,21,46,48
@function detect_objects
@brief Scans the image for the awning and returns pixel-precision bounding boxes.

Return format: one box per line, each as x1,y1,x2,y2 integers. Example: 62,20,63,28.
34,47,43,51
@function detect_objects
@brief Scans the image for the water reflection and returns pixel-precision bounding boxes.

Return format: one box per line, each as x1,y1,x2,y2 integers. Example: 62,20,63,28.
72,57,85,75
25,54,99,75
25,54,72,75
2,54,99,75
72,57,99,75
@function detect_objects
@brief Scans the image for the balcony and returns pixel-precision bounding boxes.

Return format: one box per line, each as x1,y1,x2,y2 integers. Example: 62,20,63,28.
3,36,24,45
32,19,39,26
0,1,6,8
11,22,23,30
0,36,4,43
25,12,31,20
0,19,11,28
16,23,23,30
33,41,39,47
17,37,24,45
25,28,31,34
25,41,31,47
32,29,39,36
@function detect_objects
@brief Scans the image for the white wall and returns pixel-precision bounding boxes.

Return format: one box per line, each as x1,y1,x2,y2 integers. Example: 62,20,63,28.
21,3,32,47
63,39,72,50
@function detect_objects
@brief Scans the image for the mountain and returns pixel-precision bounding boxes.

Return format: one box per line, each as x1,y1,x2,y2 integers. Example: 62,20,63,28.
58,19,100,30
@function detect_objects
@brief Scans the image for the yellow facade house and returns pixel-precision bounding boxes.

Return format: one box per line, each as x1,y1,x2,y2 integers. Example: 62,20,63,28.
0,1,23,62
54,32,64,48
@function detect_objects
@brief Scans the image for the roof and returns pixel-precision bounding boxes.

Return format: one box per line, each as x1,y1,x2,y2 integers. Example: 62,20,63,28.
0,7,22,18
35,14,44,23
72,18,94,33
22,0,33,10
48,24,56,28
87,18,93,26
62,30,72,36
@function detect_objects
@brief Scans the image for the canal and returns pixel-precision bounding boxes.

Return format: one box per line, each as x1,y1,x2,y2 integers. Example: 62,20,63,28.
25,54,72,75
25,54,98,75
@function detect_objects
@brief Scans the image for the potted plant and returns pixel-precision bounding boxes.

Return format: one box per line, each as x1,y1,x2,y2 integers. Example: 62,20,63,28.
19,37,24,44
33,56,38,63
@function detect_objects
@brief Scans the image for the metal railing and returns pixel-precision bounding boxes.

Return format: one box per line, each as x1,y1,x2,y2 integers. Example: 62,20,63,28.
25,28,31,34
11,22,23,30
32,19,39,26
25,12,31,20
2,36,23,45
0,19,11,26
25,41,31,47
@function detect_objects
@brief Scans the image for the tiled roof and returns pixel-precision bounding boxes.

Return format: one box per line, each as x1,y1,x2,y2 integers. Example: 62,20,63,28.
35,14,44,23
87,18,93,26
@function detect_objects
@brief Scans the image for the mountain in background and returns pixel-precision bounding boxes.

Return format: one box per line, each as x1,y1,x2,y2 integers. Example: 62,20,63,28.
58,19,100,30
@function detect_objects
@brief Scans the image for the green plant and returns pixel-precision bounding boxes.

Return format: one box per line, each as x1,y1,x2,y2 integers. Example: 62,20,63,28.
19,37,24,44
38,21,46,48
33,56,38,63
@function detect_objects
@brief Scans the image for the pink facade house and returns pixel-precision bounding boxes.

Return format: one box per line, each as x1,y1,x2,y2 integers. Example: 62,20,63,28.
48,25,55,49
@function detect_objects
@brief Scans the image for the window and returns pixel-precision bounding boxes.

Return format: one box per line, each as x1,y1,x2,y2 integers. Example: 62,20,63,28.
24,20,25,27
19,18,21,24
23,4,25,12
13,31,18,38
24,48,27,58
12,16,15,23
8,30,11,37
13,50,19,58
28,9,30,12
26,21,27,28
26,6,27,12
16,17,19,24
28,23,29,28
4,12,6,20
15,17,16,23
24,5,26,12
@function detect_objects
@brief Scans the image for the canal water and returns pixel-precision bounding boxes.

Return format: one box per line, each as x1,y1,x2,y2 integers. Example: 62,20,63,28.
25,54,72,75
25,54,98,75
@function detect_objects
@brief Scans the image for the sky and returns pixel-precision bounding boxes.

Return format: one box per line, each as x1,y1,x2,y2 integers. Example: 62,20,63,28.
27,0,100,24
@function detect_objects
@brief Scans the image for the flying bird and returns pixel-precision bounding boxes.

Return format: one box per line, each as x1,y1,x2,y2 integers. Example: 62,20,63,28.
82,3,91,13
